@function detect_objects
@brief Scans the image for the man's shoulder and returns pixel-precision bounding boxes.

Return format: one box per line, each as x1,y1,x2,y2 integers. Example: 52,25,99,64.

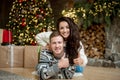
40,50,53,57
40,50,54,63
41,50,52,54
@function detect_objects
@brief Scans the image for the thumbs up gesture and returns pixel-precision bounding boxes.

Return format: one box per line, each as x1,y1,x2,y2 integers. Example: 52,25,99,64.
58,53,69,68
73,53,83,65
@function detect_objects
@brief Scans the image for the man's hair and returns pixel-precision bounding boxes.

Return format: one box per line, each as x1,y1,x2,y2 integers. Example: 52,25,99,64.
49,31,63,42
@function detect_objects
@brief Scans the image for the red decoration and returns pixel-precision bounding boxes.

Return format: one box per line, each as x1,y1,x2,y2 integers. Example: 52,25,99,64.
2,29,12,43
22,18,26,22
21,18,26,27
33,0,36,3
40,8,44,13
31,41,36,45
36,14,43,19
87,0,94,3
36,14,39,18
19,0,23,3
21,22,26,27
19,0,28,3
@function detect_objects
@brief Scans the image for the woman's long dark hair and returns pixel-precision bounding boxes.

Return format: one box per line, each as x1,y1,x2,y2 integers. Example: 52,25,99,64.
56,17,81,65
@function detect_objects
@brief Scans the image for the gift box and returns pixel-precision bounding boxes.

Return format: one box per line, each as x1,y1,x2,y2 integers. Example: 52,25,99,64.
0,29,12,45
0,29,3,44
3,29,12,43
24,46,38,68
0,46,24,68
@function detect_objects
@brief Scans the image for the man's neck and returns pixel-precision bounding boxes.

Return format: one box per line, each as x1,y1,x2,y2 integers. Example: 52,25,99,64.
55,52,65,59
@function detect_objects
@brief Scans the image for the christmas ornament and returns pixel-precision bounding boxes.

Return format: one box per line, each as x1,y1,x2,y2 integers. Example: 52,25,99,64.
21,22,26,27
19,0,23,3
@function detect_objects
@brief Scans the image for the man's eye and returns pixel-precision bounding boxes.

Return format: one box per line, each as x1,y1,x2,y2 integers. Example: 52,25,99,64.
58,42,62,44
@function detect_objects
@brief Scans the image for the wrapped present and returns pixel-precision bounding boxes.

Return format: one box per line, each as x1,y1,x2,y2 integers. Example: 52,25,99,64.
0,29,12,45
0,29,3,44
0,46,24,68
24,46,38,68
3,29,12,43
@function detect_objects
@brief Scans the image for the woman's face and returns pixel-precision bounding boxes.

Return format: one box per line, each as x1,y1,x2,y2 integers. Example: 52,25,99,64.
58,21,70,39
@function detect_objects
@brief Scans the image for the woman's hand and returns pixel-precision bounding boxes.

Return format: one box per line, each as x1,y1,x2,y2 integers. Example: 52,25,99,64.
73,54,83,65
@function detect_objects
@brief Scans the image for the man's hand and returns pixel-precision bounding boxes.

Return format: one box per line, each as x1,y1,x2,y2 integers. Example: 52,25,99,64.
58,53,69,68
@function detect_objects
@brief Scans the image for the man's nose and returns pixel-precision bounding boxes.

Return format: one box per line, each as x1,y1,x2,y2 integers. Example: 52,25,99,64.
55,43,59,47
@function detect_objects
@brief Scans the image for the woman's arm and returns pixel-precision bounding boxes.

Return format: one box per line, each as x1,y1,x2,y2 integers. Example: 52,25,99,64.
79,41,88,66
35,31,52,46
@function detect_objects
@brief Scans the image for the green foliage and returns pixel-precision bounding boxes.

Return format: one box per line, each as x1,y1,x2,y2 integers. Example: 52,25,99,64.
74,0,120,28
6,0,54,45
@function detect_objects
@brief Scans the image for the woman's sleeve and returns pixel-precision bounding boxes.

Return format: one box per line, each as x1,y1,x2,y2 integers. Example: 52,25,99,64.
79,41,88,66
35,32,52,46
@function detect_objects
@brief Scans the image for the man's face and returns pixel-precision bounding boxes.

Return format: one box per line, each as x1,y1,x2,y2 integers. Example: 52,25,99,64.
50,35,64,58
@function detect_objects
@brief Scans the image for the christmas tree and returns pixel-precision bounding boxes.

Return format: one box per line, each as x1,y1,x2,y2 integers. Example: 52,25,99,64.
6,0,54,45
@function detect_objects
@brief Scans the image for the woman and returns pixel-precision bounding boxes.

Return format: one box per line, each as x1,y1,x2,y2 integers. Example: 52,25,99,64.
35,17,88,76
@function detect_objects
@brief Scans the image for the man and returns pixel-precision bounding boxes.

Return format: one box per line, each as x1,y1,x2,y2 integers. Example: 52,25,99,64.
36,31,75,79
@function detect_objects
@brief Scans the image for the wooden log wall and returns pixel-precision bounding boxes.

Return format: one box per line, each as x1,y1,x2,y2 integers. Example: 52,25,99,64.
80,24,105,59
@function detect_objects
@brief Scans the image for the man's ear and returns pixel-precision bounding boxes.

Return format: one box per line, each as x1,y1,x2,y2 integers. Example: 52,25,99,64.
49,43,52,51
